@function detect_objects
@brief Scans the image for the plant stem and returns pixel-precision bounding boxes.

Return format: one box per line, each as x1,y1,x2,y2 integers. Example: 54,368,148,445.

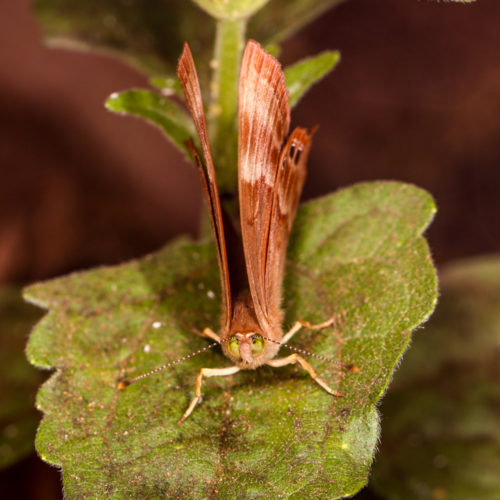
209,17,246,196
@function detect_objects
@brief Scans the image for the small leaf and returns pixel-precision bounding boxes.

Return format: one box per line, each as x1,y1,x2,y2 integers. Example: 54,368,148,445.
263,42,281,58
25,182,437,498
371,255,500,500
0,288,44,469
33,0,214,80
192,0,271,20
105,90,196,157
249,0,349,45
285,50,341,108
149,76,184,99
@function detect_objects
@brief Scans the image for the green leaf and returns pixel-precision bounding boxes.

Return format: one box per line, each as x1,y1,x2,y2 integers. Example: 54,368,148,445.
249,0,349,45
105,90,196,158
33,0,350,80
149,76,184,99
262,42,281,58
370,255,500,500
33,0,214,80
25,182,437,498
285,51,341,108
192,0,271,20
0,288,44,469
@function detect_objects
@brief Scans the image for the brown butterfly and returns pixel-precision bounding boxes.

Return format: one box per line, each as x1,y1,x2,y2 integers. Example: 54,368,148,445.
120,40,346,424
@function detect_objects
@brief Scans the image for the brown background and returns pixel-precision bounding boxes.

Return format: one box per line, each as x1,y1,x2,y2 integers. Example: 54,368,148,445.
1,0,499,497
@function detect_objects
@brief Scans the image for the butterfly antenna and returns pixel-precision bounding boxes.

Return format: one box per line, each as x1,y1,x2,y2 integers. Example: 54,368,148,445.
257,335,358,372
117,341,220,389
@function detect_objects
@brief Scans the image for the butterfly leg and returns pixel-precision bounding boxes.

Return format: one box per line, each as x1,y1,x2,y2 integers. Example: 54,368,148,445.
282,317,335,344
178,365,240,425
266,354,344,397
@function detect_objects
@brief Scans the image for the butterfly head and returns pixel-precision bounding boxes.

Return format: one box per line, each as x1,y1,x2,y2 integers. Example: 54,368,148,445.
223,332,279,368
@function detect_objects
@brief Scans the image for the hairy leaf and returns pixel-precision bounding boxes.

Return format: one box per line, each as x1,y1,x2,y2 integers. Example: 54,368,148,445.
26,182,437,498
105,90,196,158
371,255,500,500
0,288,44,469
285,51,341,108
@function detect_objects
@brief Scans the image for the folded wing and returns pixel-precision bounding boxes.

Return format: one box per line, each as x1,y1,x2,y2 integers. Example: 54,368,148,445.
178,44,232,332
239,40,311,331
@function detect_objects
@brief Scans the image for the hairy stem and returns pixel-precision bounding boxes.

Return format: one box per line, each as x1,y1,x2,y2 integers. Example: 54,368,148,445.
209,17,246,195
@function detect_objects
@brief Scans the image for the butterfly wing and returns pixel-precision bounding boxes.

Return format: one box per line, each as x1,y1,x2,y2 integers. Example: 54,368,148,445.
178,44,232,332
239,40,311,333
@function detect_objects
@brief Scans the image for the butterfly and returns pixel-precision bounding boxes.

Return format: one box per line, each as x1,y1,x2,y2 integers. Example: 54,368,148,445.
175,39,346,423
119,40,347,424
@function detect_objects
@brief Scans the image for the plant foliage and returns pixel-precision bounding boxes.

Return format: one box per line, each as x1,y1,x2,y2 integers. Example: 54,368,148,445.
26,182,437,498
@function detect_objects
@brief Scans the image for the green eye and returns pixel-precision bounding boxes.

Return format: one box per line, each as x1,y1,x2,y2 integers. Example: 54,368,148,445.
228,338,239,357
251,336,265,354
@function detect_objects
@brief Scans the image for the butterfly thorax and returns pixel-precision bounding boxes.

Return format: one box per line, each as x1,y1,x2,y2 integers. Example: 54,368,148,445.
221,290,281,369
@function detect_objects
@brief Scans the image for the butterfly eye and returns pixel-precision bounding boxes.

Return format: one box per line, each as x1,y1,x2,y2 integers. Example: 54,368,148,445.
228,338,240,357
251,336,265,354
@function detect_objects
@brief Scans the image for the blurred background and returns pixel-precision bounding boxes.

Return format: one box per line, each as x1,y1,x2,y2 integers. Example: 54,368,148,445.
0,0,499,498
